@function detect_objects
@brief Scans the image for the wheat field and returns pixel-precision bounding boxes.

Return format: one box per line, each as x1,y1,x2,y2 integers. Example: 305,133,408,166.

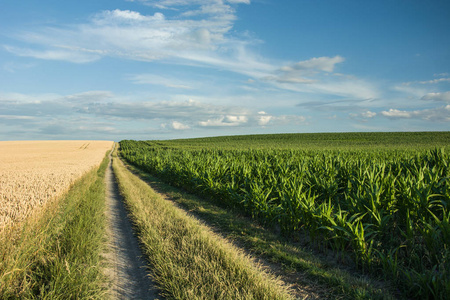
0,140,113,230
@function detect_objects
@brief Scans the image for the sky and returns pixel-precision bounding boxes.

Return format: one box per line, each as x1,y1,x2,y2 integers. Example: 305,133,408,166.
0,0,449,141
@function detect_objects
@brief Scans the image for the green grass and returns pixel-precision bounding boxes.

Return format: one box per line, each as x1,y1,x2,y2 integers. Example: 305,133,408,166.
0,151,110,299
139,131,450,150
112,147,294,300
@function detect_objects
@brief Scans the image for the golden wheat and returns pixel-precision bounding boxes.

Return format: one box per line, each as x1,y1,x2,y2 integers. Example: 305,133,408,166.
0,140,113,230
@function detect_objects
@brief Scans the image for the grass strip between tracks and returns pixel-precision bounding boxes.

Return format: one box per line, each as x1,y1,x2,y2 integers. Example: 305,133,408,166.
0,151,110,299
112,147,294,299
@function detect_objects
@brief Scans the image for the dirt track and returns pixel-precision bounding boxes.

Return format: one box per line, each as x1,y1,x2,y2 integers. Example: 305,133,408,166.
104,145,160,299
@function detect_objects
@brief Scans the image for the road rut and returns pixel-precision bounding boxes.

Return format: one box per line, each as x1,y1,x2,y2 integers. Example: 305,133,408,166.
104,147,160,299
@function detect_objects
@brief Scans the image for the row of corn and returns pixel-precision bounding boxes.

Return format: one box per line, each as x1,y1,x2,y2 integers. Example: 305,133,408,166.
120,140,449,299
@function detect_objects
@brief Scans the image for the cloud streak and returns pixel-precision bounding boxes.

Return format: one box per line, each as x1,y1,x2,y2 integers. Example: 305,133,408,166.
128,74,194,89
4,3,245,64
2,0,448,139
421,91,450,103
281,56,345,73
0,91,308,138
381,105,450,122
3,4,385,103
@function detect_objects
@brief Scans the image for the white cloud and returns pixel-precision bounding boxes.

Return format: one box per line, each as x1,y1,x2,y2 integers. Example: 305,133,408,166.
263,75,316,84
361,111,376,118
94,9,165,24
392,84,428,98
0,115,35,120
128,74,194,89
434,73,449,77
81,98,224,120
0,90,313,139
172,121,190,130
418,78,450,85
349,110,377,122
267,115,307,125
421,91,450,103
401,77,450,86
5,6,238,64
228,0,250,3
268,56,344,84
381,109,415,118
129,0,250,9
64,91,114,102
261,56,379,100
3,61,36,73
199,115,248,127
282,56,345,73
3,45,101,63
5,5,381,103
381,105,450,122
308,80,378,100
181,3,235,19
78,125,117,132
5,3,274,82
257,111,272,125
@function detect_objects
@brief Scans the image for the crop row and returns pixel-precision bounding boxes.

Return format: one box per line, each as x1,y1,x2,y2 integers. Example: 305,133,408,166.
120,140,449,299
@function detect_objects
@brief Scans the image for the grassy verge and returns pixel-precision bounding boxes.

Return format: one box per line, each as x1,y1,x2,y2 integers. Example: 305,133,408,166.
112,147,294,299
122,159,397,300
0,151,110,299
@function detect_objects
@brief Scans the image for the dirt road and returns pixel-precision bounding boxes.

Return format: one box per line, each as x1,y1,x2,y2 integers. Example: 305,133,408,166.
104,145,161,299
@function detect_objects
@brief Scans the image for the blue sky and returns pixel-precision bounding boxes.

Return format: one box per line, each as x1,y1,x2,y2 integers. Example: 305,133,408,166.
1,0,449,141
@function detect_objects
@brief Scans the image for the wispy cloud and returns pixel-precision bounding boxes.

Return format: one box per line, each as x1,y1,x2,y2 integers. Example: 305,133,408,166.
3,45,101,63
3,0,447,136
3,2,278,84
418,78,450,85
402,77,450,86
421,91,450,103
199,115,248,127
262,56,379,100
4,2,246,64
392,84,428,99
128,74,194,89
361,111,377,118
381,105,450,122
280,56,345,73
0,91,308,138
263,56,344,84
64,91,114,102
127,0,250,11
0,114,35,120
3,61,36,73
93,9,166,24
3,4,385,102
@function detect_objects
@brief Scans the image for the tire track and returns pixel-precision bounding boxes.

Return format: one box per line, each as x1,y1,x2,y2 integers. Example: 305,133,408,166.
104,145,161,299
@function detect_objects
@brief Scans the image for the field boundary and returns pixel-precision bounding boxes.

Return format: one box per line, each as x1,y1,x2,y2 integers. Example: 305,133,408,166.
119,133,450,299
0,150,111,298
103,143,160,299
112,146,295,299
119,154,395,300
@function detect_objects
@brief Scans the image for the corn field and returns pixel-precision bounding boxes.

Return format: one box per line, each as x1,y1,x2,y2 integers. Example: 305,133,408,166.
120,135,449,299
0,141,113,229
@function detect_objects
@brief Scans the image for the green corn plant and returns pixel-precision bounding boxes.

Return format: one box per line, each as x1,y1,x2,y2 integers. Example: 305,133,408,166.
119,140,450,299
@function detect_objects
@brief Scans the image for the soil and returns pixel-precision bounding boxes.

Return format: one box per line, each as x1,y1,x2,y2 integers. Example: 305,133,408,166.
104,146,161,299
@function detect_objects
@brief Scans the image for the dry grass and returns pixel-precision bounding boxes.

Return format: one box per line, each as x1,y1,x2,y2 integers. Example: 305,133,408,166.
0,140,113,230
112,148,295,299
